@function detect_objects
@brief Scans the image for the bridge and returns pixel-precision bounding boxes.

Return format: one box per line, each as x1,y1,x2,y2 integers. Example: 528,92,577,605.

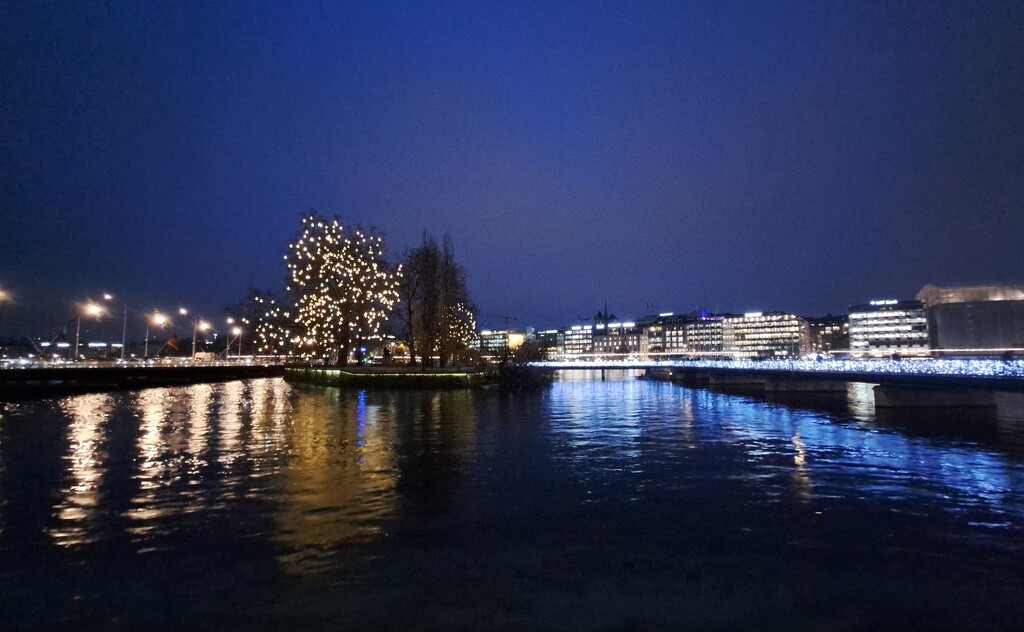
0,363,285,401
530,358,1024,407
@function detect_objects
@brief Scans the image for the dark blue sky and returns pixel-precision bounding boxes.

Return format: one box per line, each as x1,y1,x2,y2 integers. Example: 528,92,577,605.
2,0,1023,336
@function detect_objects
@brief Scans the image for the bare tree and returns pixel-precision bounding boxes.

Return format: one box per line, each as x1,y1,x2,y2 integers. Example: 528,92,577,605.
399,232,475,370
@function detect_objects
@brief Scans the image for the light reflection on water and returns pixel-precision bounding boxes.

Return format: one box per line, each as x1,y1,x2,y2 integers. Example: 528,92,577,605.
274,385,401,573
1,374,1024,628
51,392,114,547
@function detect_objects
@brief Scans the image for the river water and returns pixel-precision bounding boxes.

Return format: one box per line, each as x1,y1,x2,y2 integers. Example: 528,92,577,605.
2,372,1024,630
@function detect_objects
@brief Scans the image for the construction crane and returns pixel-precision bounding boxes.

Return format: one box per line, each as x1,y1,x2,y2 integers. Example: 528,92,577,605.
483,313,517,330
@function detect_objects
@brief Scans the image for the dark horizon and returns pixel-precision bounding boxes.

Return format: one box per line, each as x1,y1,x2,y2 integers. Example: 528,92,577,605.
3,1,1023,335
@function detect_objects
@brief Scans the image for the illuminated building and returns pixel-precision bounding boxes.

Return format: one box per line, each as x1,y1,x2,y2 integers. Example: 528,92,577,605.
723,312,810,359
535,329,565,359
474,330,525,356
805,314,849,354
683,316,726,356
640,313,686,355
592,322,644,357
848,300,929,358
635,312,724,358
917,284,1024,356
563,325,593,356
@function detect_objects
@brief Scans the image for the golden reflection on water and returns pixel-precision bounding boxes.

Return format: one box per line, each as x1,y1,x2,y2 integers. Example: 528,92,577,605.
187,383,213,472
130,388,176,527
38,379,472,572
247,378,291,473
50,392,114,548
275,389,399,574
218,381,244,466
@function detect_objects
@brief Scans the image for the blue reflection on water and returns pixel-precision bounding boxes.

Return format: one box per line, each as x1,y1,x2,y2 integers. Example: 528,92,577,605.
544,372,1024,539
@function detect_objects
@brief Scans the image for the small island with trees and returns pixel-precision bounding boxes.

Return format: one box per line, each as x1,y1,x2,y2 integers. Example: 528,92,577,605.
231,212,547,388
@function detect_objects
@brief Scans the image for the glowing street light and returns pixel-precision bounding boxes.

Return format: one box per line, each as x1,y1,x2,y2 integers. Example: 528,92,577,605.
225,317,235,359
179,306,209,358
144,312,168,359
0,286,9,322
193,320,211,358
74,301,107,361
232,326,243,359
104,293,128,360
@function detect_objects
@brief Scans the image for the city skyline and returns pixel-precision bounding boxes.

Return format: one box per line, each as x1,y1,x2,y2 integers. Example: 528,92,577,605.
3,1,1024,333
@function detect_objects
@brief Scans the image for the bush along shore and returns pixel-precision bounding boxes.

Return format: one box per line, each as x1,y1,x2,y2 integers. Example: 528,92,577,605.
284,364,552,390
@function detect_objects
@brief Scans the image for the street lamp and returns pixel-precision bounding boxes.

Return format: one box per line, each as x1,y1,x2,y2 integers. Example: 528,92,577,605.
193,320,211,358
0,286,9,323
225,317,235,359
74,301,106,362
179,308,210,359
104,293,128,360
144,312,168,359
232,326,243,359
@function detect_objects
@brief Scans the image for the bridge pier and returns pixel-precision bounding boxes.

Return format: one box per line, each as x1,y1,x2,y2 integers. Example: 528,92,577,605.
708,373,765,388
873,385,997,409
676,371,711,385
764,379,848,393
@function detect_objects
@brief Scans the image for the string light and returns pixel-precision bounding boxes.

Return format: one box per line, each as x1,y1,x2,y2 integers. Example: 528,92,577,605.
533,357,1024,378
284,213,401,362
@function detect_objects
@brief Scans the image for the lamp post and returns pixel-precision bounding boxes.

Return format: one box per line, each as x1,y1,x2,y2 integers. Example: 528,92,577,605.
104,293,128,360
233,326,243,359
226,317,235,359
74,302,105,362
194,320,210,359
144,312,168,359
180,308,211,359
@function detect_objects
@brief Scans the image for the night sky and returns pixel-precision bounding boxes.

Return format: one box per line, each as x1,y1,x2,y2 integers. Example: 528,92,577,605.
2,1,1023,338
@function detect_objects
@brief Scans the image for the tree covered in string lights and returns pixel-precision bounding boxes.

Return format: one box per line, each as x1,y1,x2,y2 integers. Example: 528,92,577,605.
439,301,477,366
285,213,401,365
228,290,302,358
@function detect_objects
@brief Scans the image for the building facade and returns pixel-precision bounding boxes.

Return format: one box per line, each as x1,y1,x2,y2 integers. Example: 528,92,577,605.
723,312,810,359
805,314,849,355
563,325,594,357
847,300,929,358
474,330,525,357
592,322,644,357
684,317,726,356
917,284,1024,356
535,329,565,359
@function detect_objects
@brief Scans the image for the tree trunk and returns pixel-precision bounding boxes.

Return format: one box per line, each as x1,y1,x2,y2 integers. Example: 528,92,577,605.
337,320,351,366
406,302,417,367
